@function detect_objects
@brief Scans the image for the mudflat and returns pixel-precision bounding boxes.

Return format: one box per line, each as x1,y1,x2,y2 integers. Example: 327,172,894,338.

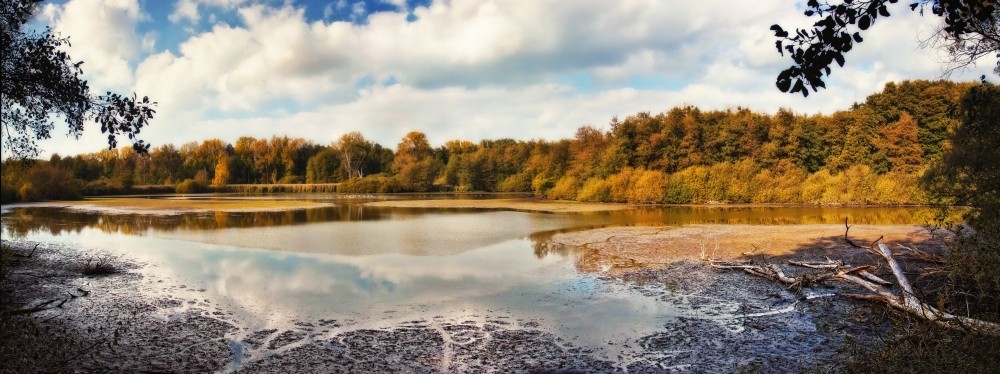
544,223,950,277
365,198,637,212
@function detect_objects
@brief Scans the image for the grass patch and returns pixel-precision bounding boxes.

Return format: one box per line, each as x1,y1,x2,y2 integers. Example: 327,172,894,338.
80,257,118,276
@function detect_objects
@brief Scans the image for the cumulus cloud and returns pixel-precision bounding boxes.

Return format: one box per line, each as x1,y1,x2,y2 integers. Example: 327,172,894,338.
42,0,145,92
34,0,998,157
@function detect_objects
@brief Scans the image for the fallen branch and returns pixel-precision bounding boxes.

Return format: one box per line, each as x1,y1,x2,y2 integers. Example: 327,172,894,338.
705,241,1000,337
12,244,38,258
893,243,946,264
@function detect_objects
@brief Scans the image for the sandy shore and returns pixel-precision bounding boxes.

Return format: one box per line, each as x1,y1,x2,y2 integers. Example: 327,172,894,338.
543,224,950,277
365,198,637,213
33,198,332,214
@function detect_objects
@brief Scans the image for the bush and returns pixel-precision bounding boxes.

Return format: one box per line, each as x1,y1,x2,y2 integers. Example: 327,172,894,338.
82,178,129,196
627,169,667,203
576,178,609,202
531,175,556,196
17,166,83,201
337,176,403,193
175,179,208,194
545,175,579,200
497,173,532,192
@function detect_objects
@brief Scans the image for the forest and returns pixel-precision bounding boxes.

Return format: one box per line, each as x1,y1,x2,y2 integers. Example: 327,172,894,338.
0,80,975,205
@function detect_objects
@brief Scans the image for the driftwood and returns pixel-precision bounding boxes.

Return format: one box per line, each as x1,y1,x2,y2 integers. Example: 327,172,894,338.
4,288,90,316
893,243,946,264
705,241,1000,337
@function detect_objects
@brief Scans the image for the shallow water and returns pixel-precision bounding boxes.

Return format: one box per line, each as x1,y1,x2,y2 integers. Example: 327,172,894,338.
0,195,957,370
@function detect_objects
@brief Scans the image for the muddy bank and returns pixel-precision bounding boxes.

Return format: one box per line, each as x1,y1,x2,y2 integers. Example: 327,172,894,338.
542,224,950,278
364,198,637,213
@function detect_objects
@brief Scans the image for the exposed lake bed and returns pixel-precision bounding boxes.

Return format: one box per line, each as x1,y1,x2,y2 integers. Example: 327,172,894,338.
0,195,956,372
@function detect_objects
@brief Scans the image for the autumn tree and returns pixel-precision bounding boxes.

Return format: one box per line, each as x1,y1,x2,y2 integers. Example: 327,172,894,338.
337,132,370,179
392,131,437,191
876,112,924,173
212,154,231,186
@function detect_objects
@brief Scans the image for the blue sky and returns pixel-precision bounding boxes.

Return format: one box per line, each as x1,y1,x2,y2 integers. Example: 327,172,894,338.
31,0,997,156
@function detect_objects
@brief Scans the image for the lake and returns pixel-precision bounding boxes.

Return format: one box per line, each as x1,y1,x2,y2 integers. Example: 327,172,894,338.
0,195,952,371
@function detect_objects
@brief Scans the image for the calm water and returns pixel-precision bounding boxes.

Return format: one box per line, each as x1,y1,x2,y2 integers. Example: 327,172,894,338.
0,195,957,363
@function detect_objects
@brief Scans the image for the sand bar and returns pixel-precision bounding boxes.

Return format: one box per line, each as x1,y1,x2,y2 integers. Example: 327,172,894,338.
365,198,636,213
540,224,949,277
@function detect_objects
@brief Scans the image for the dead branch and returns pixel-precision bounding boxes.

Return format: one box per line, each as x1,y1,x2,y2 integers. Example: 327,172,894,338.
843,218,864,248
705,241,1000,337
12,244,38,258
787,259,842,269
893,243,946,264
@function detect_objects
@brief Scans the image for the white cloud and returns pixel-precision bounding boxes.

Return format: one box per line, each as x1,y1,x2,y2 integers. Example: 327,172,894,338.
32,0,999,157
42,0,145,92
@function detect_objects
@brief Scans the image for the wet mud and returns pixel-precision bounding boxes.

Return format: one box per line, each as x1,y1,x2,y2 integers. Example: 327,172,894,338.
2,235,888,373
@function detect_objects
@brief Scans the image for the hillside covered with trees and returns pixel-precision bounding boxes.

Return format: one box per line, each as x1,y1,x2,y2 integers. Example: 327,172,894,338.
0,80,975,205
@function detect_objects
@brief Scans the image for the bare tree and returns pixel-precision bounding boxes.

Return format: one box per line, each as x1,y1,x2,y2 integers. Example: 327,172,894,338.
336,132,369,179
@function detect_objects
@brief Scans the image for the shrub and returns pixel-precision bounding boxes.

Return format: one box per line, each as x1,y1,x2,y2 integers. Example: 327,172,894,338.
604,168,634,202
576,178,609,202
175,179,208,194
545,175,579,200
531,175,556,196
82,178,129,196
497,173,532,192
17,166,83,201
627,169,667,203
801,169,832,203
337,176,403,193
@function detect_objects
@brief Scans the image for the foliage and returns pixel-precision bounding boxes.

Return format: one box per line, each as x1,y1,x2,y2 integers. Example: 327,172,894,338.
81,178,128,196
174,179,207,194
336,176,402,193
771,0,997,96
842,82,1000,374
16,164,81,201
1,0,157,158
841,304,1000,374
3,80,978,203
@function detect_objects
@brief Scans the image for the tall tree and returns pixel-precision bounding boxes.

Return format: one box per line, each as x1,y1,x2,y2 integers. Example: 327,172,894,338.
337,132,370,179
877,112,924,173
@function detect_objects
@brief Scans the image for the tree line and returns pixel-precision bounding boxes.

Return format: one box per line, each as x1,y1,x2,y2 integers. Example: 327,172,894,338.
0,80,977,204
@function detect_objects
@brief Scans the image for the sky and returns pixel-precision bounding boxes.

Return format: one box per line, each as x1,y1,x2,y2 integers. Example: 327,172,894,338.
30,0,997,157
